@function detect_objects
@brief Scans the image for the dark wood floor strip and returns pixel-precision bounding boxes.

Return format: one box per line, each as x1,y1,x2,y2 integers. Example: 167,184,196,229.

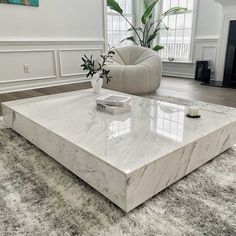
0,78,235,116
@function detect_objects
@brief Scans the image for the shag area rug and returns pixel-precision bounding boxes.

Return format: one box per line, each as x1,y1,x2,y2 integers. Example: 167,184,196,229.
0,95,236,236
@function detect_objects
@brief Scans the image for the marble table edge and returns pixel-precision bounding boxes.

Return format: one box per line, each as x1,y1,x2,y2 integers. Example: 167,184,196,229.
1,104,132,176
2,104,236,179
2,90,236,173
127,120,236,177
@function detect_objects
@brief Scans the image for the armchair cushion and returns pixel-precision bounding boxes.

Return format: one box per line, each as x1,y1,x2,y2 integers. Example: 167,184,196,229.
104,46,162,95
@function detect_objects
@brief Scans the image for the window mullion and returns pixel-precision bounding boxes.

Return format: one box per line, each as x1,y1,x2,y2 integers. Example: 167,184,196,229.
107,0,135,47
159,0,194,62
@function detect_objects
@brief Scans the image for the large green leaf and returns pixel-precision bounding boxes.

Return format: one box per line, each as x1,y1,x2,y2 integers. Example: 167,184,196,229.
153,45,164,51
144,0,153,20
120,36,138,45
141,0,159,25
127,27,143,32
162,7,187,17
107,0,123,15
147,28,160,44
144,0,149,10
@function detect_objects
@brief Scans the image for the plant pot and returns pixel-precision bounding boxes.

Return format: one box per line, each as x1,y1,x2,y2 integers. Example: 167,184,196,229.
91,74,103,94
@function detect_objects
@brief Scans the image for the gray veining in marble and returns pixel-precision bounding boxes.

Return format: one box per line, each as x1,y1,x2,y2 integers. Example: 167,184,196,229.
2,89,236,212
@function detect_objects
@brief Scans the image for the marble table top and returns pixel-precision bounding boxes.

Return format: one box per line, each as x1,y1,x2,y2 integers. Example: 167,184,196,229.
3,89,236,174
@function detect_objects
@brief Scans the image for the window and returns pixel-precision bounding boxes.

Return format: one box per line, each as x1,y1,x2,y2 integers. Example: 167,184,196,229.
109,118,131,139
107,0,134,48
159,0,194,62
150,101,185,142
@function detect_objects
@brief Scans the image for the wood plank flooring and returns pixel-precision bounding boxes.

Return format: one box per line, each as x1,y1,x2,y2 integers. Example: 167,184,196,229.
0,82,91,116
0,77,235,116
157,77,236,108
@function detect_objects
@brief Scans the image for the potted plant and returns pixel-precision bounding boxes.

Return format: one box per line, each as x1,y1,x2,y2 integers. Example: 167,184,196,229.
107,0,187,51
81,49,115,93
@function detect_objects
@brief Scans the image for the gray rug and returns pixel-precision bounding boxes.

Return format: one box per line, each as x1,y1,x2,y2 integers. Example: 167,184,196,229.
0,96,236,236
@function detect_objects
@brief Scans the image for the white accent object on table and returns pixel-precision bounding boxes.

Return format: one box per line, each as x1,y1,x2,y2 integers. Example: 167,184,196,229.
96,94,132,107
187,106,200,117
2,89,236,212
91,74,103,94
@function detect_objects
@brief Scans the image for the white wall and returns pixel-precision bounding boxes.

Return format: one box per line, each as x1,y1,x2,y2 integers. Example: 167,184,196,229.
195,0,222,37
0,0,106,93
163,0,223,79
0,0,225,92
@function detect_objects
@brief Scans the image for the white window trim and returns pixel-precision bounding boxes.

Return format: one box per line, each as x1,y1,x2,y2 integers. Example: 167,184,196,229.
105,0,198,62
104,0,108,51
158,0,198,63
106,0,136,48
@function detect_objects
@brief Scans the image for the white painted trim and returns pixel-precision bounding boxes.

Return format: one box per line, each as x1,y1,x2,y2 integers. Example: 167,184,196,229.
163,60,194,64
194,36,219,42
163,61,194,67
0,49,58,84
103,0,108,51
0,37,105,45
200,45,217,61
58,48,104,78
215,0,236,6
189,0,199,61
0,49,57,53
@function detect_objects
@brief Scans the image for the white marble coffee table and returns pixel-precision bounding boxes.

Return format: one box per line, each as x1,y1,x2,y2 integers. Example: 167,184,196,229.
2,89,236,212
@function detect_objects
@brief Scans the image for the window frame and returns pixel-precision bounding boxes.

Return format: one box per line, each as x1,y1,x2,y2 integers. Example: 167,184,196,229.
158,0,198,63
105,0,198,63
106,0,136,48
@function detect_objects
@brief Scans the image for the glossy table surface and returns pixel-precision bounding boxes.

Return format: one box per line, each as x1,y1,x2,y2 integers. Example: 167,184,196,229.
3,89,236,174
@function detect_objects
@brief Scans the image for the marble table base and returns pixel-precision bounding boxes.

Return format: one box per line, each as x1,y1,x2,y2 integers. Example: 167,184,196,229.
2,89,236,212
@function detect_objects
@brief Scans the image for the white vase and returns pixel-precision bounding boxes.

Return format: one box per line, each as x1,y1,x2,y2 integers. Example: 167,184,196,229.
91,74,103,94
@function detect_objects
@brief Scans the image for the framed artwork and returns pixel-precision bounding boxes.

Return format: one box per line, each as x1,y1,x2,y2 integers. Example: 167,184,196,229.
0,0,39,7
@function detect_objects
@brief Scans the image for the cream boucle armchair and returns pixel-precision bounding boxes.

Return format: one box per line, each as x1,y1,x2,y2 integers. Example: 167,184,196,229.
103,46,162,95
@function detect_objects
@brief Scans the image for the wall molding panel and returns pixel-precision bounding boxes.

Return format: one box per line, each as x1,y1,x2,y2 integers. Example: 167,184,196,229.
194,39,219,80
0,40,105,93
59,48,104,78
201,45,217,63
0,49,58,84
0,0,106,93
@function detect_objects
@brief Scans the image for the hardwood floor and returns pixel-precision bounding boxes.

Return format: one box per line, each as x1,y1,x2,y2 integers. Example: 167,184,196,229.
0,82,91,116
157,77,236,108
0,77,235,116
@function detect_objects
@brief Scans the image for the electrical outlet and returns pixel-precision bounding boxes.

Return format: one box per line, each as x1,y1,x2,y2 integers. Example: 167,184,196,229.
23,64,30,73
